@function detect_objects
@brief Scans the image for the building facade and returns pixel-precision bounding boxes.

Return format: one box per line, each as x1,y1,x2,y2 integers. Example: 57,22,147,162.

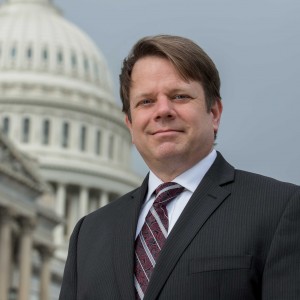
0,0,141,299
0,130,61,300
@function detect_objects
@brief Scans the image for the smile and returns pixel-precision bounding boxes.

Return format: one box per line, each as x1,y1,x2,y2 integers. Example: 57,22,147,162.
152,129,183,136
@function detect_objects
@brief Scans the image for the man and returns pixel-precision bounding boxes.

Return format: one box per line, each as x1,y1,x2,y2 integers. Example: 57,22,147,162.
59,35,300,300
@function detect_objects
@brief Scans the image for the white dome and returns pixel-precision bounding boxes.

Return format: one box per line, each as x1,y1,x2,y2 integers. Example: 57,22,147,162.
0,0,141,190
0,0,114,103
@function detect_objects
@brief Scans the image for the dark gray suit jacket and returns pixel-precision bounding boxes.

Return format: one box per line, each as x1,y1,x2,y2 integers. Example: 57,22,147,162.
59,153,300,300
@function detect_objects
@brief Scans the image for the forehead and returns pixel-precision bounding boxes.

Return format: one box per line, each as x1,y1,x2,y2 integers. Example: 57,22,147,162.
130,56,188,88
132,56,178,75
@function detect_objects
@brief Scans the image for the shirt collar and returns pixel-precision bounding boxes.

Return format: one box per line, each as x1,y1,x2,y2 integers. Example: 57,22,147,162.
145,149,217,203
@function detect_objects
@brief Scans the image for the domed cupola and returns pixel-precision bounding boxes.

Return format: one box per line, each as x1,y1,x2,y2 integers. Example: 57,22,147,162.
0,0,141,257
0,0,114,101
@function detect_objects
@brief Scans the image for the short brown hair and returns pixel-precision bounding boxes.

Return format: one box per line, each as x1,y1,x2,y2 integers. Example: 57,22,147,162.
119,35,221,119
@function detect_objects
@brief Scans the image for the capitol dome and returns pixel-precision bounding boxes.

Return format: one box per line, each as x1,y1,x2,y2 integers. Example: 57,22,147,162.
0,0,114,101
0,0,141,264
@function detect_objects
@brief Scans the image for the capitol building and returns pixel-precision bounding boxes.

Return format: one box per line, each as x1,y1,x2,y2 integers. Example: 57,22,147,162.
0,0,141,299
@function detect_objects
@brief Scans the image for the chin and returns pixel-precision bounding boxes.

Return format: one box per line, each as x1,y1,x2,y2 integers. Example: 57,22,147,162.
154,149,184,162
139,144,187,163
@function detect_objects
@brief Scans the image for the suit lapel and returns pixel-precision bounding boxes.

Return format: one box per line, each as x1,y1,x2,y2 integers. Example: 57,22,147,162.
113,175,149,300
144,153,234,300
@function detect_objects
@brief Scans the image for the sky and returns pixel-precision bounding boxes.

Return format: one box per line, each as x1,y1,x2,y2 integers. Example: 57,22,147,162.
5,0,300,184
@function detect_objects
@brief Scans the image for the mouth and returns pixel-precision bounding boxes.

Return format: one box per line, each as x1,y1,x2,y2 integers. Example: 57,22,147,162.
151,129,183,136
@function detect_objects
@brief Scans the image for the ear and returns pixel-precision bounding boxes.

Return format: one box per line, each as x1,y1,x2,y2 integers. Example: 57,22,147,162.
211,99,223,134
125,114,134,144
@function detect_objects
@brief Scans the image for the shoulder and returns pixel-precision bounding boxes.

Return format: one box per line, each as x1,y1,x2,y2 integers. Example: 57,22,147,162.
230,169,300,212
71,174,148,239
68,187,141,244
84,187,140,222
210,152,299,197
213,151,299,209
234,169,299,193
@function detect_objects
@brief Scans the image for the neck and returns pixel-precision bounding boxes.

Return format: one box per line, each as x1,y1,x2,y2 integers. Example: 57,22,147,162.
148,153,212,182
145,146,215,182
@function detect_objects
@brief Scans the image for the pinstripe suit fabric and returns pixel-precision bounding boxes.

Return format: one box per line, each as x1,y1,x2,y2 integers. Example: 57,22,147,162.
59,152,300,300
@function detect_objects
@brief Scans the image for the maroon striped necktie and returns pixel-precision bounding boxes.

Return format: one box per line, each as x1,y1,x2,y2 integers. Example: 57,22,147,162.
134,182,184,299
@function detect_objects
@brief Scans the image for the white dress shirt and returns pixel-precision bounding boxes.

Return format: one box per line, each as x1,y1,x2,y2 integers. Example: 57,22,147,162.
135,149,217,238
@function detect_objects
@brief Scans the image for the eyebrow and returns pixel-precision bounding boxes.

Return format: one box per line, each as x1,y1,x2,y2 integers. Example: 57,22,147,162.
132,87,191,99
169,88,190,94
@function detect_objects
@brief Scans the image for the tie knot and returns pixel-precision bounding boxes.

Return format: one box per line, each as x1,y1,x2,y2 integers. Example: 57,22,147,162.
154,182,184,207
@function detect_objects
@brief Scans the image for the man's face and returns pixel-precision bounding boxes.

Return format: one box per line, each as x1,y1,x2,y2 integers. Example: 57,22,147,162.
125,56,222,178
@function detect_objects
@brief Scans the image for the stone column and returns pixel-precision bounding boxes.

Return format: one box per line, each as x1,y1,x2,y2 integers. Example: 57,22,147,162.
68,192,79,237
0,207,13,300
54,183,66,244
37,246,53,300
18,217,35,300
79,186,88,218
99,190,109,208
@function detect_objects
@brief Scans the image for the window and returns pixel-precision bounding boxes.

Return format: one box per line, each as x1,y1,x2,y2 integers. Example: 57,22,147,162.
62,122,69,148
11,46,17,58
94,62,100,81
22,118,30,143
2,117,10,135
42,48,48,61
84,57,89,72
8,287,17,300
108,135,114,159
95,130,101,155
57,50,63,65
71,53,77,69
42,119,50,145
27,47,32,59
80,126,86,151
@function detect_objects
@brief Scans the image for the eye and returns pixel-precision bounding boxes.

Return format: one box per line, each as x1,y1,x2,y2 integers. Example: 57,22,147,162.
136,99,154,107
173,94,190,100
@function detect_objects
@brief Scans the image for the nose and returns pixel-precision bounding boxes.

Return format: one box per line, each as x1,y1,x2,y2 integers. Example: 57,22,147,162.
154,96,175,121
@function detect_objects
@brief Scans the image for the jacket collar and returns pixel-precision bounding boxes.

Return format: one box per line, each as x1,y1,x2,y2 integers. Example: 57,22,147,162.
113,152,235,300
145,152,235,299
